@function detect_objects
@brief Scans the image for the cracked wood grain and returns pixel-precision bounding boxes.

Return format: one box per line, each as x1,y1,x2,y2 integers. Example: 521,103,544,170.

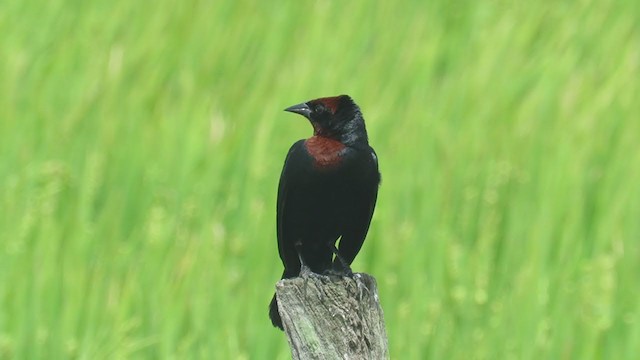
275,273,388,360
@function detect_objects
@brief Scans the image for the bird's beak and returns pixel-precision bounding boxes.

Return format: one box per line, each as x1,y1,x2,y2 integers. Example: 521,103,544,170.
284,102,312,118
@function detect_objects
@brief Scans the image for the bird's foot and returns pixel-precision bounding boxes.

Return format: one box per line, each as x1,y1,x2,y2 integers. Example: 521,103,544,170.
327,242,354,277
323,264,354,278
299,262,314,278
299,268,329,302
353,273,372,301
295,241,316,278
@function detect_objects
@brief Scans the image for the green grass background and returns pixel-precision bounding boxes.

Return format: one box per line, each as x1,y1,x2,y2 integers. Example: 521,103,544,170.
1,0,639,358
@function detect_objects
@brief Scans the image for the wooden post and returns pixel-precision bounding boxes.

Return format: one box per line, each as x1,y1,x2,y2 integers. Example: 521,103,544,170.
275,273,389,360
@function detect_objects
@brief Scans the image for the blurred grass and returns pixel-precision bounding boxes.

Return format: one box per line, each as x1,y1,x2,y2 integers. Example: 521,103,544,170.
1,0,639,358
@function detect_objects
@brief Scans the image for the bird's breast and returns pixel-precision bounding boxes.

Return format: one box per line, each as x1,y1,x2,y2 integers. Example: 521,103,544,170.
304,136,346,168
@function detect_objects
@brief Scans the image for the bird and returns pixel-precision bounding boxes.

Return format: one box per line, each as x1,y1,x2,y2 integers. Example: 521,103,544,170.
269,95,380,330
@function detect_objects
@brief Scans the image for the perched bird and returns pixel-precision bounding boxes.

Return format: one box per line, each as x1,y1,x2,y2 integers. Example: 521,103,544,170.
269,95,380,330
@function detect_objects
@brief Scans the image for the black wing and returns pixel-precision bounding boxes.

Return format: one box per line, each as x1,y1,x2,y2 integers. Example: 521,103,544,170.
276,140,307,276
337,148,380,265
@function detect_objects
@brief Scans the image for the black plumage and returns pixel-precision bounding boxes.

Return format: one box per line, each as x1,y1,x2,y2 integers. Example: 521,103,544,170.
269,95,380,330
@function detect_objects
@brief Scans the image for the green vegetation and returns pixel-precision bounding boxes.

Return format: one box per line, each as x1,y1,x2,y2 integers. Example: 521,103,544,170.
1,0,639,358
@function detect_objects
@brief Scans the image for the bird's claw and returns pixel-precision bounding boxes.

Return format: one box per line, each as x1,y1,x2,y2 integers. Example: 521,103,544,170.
323,267,354,278
354,273,372,301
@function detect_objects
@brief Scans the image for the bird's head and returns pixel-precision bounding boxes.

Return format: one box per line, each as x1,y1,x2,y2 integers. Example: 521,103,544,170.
284,95,369,146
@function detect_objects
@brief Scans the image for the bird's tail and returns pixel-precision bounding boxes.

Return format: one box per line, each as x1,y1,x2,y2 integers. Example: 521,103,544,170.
269,270,293,330
269,293,283,330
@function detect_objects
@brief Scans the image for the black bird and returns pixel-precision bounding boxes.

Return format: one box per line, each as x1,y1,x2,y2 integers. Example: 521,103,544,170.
269,95,380,330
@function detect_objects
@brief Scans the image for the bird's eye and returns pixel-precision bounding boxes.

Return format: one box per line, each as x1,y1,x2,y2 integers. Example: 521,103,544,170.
313,104,325,113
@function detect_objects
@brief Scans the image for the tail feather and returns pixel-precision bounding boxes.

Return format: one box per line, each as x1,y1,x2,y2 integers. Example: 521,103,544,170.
269,270,294,331
269,293,283,330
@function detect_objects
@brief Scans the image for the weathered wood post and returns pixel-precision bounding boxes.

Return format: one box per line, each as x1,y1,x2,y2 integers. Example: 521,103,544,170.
275,273,389,360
